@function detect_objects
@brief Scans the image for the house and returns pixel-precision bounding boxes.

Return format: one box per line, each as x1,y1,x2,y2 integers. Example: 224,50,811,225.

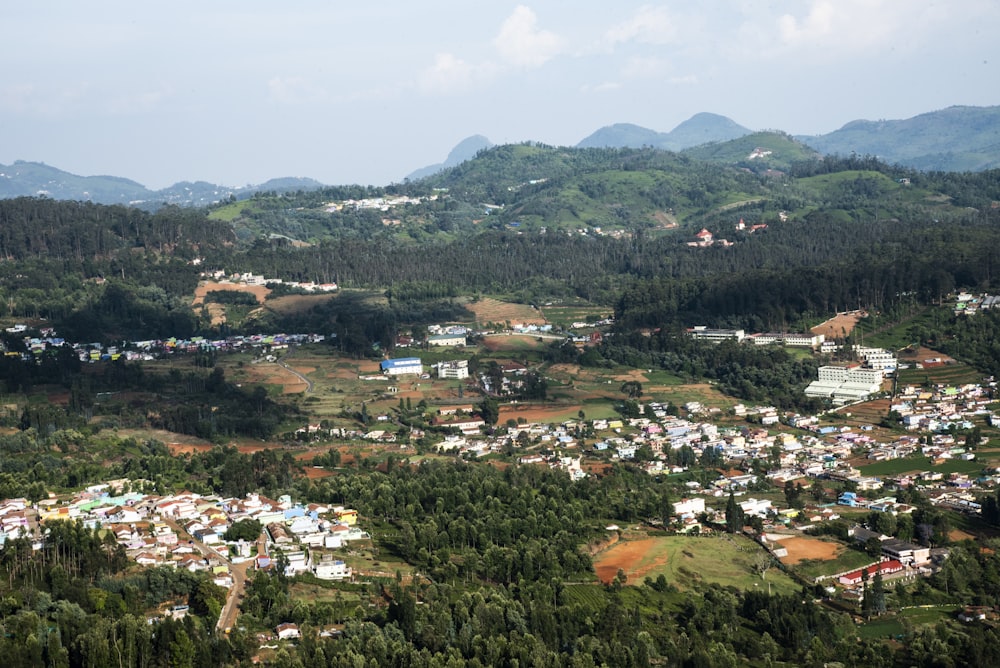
276,623,300,640
673,498,706,517
314,559,352,580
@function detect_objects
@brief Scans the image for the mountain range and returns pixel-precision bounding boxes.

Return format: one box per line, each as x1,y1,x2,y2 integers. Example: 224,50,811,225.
3,105,998,208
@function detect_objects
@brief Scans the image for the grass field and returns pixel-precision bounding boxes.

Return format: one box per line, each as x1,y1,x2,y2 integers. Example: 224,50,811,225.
592,534,800,595
859,455,986,477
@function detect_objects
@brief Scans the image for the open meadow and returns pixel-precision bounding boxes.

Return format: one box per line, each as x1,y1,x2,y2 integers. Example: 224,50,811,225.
592,534,800,595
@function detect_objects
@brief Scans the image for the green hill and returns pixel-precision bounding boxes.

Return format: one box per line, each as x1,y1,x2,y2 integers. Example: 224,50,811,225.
797,105,1000,171
681,131,821,172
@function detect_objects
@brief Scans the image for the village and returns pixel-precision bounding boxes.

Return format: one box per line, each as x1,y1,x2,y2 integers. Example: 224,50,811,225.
0,483,366,640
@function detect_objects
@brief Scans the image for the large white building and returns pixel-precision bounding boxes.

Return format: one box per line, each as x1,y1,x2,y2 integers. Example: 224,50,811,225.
805,365,884,404
687,326,745,343
380,358,423,376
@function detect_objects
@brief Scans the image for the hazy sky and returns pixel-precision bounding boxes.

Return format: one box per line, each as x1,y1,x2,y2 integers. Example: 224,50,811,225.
3,1,998,189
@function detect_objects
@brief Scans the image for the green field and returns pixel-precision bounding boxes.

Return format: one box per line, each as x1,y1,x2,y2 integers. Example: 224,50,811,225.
596,534,801,595
896,363,985,387
859,455,986,478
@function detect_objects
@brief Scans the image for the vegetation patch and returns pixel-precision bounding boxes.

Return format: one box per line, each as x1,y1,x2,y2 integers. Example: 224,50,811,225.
592,534,800,595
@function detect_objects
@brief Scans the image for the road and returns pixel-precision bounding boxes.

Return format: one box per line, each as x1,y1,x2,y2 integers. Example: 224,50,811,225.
277,345,314,393
217,531,269,632
165,518,265,633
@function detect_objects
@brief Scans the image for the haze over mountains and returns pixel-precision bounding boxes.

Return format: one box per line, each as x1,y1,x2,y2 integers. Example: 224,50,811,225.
3,105,998,208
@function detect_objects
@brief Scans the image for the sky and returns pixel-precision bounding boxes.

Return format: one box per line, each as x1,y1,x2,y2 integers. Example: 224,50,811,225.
3,1,999,189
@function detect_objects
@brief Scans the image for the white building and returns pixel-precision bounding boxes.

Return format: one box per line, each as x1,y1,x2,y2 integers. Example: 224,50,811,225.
805,365,884,404
687,326,745,343
437,360,470,379
428,333,467,347
380,358,423,376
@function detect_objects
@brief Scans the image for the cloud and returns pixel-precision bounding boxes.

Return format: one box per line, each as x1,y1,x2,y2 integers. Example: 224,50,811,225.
417,53,479,94
580,81,622,94
266,76,328,104
493,5,565,68
107,87,172,115
622,56,670,79
772,0,935,53
606,5,678,46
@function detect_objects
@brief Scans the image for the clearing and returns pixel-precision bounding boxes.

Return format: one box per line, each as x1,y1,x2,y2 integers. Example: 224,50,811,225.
770,535,842,565
465,298,547,326
811,311,865,340
592,534,799,594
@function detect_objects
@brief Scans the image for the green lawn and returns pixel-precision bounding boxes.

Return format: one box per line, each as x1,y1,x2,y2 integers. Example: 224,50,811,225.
859,455,985,477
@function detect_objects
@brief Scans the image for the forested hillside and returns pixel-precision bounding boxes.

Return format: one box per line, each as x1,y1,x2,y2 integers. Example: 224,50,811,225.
2,147,1000,342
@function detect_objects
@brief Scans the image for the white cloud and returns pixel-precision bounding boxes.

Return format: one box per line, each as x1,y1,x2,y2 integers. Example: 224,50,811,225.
493,5,565,68
606,5,678,46
267,76,328,104
622,56,670,79
107,87,172,115
581,81,622,94
417,53,479,94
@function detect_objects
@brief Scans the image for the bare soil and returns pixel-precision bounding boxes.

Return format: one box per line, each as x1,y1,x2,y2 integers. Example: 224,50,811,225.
593,538,668,584
810,311,864,339
773,536,842,565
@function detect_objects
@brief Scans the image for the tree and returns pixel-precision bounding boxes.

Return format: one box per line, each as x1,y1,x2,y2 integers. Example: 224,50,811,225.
620,381,643,399
725,492,744,534
752,551,773,580
478,397,499,425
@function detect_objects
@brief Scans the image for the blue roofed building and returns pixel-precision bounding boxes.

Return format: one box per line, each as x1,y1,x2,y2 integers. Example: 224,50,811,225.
380,358,423,376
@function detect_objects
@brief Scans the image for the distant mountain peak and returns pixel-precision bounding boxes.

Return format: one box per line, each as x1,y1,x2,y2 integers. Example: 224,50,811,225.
406,135,494,182
577,113,752,152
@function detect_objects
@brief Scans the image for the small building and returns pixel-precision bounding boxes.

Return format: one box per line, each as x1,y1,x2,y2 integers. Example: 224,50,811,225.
276,623,300,640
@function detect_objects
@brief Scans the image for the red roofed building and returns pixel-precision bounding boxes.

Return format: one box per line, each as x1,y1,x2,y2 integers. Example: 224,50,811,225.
838,559,904,587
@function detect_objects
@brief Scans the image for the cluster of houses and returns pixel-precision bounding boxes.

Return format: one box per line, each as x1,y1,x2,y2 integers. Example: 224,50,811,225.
953,292,1000,316
2,482,367,587
199,271,338,293
322,193,437,214
2,325,326,364
892,382,992,434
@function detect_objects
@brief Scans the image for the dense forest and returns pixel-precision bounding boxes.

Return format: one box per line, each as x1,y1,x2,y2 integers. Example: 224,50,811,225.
1,149,1000,342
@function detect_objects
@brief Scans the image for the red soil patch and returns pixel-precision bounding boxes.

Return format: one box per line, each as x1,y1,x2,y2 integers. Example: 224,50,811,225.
192,281,270,306
949,529,976,542
302,466,335,479
593,538,667,584
167,443,216,455
811,311,865,340
192,281,272,326
773,536,841,565
498,404,583,423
